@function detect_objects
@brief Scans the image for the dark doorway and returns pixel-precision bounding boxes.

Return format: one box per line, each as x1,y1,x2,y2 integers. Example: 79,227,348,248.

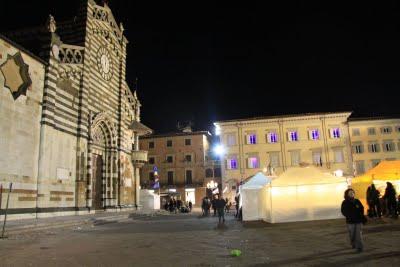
92,154,103,209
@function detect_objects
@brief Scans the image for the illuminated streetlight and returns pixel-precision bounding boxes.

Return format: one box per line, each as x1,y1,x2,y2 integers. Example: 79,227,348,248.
213,144,225,156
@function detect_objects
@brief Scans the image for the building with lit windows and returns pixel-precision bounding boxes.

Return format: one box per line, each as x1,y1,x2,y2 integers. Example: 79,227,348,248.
214,112,400,200
349,117,400,175
139,129,221,206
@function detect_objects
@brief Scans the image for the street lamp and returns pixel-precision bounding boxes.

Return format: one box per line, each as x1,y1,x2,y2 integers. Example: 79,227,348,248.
213,144,225,157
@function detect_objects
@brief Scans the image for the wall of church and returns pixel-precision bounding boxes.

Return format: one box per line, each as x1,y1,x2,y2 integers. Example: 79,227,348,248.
36,125,78,212
0,37,45,214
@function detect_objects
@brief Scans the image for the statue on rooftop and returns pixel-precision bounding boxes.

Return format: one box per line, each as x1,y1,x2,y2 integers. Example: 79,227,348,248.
47,14,57,33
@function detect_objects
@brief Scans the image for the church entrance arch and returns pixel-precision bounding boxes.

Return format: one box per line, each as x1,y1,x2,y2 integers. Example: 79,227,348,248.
90,112,117,209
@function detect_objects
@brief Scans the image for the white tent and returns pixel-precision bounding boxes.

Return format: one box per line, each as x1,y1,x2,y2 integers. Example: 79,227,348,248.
140,189,160,210
265,166,348,223
240,172,273,221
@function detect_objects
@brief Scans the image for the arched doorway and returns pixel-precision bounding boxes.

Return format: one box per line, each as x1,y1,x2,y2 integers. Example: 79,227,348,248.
92,154,103,209
90,112,117,210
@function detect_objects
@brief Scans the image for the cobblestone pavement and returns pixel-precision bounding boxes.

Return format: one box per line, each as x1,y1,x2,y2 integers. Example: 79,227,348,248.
0,211,400,266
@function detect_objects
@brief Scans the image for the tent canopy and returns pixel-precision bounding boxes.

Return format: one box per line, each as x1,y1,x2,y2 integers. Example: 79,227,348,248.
241,172,272,189
271,166,345,187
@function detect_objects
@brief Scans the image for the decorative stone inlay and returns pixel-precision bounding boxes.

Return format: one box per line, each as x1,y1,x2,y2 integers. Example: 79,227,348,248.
0,52,32,100
59,44,84,64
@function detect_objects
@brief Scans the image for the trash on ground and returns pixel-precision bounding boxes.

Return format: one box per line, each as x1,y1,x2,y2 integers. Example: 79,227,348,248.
230,249,242,257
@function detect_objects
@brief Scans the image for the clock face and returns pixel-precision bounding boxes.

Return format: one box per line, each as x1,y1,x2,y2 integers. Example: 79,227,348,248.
97,47,113,81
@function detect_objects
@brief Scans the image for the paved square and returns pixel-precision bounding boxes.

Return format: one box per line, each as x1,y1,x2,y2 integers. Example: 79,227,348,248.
1,211,400,266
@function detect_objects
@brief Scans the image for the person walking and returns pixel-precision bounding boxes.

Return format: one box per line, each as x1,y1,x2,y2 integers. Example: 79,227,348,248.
383,182,397,217
188,200,192,212
341,188,366,253
215,194,227,224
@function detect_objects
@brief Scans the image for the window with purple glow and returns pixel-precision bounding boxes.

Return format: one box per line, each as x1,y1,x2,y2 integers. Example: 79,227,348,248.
248,134,257,144
248,157,259,168
228,159,237,169
332,128,341,138
267,132,278,143
289,131,298,141
311,129,319,140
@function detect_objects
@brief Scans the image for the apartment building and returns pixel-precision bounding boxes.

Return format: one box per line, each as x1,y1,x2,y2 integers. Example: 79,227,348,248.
214,112,354,198
349,117,400,175
139,130,221,206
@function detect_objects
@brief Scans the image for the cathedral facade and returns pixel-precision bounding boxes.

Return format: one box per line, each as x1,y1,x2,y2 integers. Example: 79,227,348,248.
0,0,151,218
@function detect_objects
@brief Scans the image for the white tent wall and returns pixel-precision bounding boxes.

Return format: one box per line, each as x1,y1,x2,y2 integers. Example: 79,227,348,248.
266,182,347,223
242,188,267,221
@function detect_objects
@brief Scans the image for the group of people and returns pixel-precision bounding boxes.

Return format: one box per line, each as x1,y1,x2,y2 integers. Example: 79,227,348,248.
366,182,398,218
201,195,230,223
341,182,399,254
164,197,192,213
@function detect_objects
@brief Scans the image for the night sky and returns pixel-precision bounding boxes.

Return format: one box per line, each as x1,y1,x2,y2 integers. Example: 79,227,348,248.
2,1,400,133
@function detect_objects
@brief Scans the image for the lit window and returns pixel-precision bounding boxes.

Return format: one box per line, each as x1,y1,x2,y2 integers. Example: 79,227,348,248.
247,157,259,168
267,132,278,143
331,128,341,138
247,134,257,144
310,129,319,140
227,158,238,170
288,131,298,142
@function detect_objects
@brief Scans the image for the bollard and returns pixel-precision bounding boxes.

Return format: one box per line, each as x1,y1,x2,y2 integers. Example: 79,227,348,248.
1,182,12,239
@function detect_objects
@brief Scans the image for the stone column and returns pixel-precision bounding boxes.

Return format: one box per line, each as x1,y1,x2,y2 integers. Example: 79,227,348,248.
135,166,140,207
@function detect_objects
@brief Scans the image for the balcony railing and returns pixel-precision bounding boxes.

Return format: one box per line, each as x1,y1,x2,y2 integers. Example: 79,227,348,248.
132,150,148,163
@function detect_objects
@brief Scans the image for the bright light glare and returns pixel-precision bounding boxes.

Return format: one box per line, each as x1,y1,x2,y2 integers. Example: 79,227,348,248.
334,169,343,177
213,144,225,156
215,125,221,136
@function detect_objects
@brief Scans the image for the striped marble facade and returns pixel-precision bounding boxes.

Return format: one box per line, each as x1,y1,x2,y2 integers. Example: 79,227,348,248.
1,0,150,218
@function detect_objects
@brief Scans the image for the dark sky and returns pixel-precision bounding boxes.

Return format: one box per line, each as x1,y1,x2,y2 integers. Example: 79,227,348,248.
2,1,400,133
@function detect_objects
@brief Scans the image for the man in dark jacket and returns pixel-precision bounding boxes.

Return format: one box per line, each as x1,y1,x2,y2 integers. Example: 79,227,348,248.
366,184,381,217
341,188,365,253
384,182,397,217
215,195,226,223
